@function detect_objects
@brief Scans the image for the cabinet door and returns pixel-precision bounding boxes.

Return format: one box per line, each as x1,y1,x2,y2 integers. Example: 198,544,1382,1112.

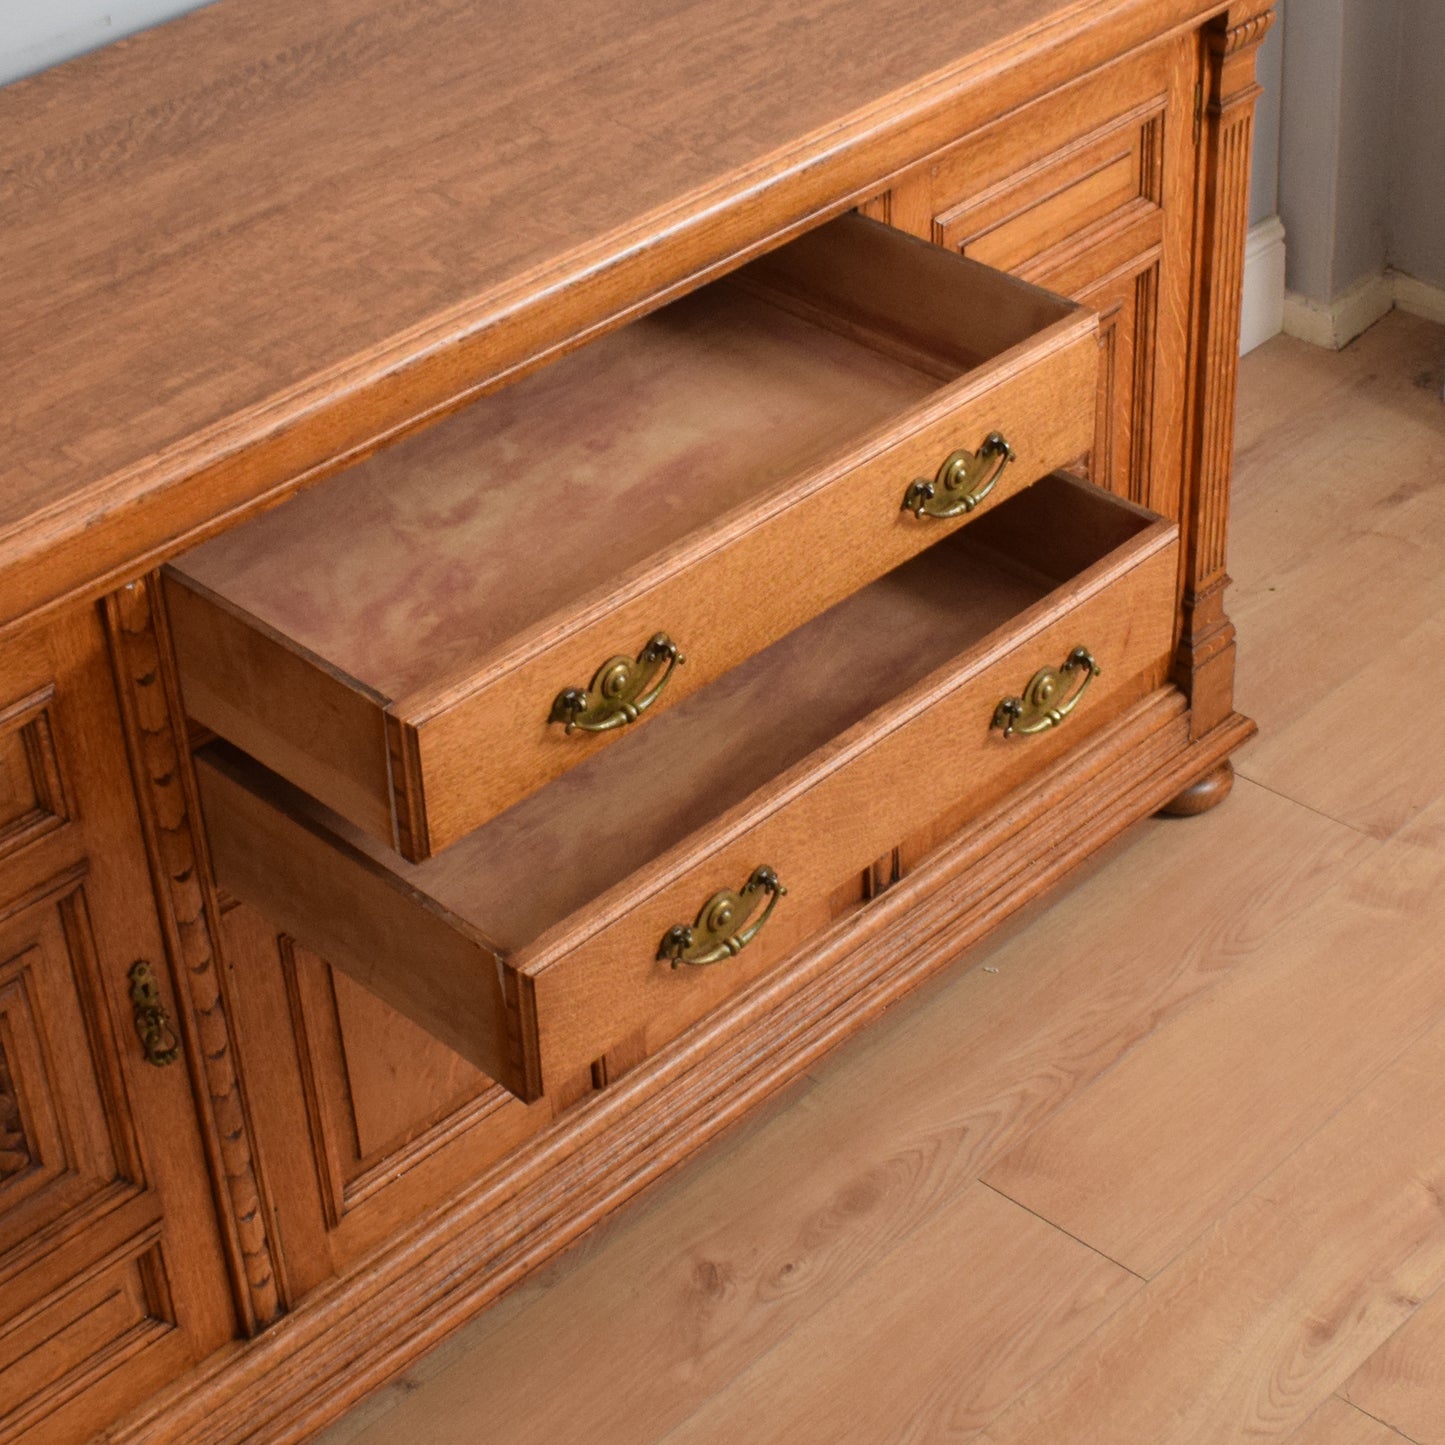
219,901,567,1300
0,607,232,1444
874,36,1199,522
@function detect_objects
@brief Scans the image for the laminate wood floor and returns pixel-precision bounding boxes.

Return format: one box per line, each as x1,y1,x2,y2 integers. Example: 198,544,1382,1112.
317,309,1445,1445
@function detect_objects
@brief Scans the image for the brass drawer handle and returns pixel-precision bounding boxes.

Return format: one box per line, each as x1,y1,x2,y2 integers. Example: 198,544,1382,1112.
657,865,787,968
992,645,1101,738
902,432,1015,519
549,632,685,735
128,960,180,1067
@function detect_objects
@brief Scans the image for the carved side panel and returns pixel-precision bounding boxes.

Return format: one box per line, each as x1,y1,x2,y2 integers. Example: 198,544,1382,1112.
218,897,557,1300
105,577,281,1332
274,929,499,1229
0,1242,177,1444
0,866,182,1444
0,871,130,1251
0,601,236,1440
0,1034,32,1181
1176,4,1276,735
0,687,70,864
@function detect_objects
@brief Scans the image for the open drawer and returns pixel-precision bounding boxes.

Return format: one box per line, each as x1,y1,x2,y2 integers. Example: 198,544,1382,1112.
165,213,1098,862
195,476,1177,1103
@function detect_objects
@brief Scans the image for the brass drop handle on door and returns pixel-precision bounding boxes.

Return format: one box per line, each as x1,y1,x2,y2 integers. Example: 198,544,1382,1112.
901,432,1015,519
549,632,685,734
657,865,787,968
991,646,1101,738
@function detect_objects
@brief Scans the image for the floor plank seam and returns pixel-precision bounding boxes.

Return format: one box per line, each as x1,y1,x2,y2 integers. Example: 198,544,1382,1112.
1136,996,1445,1292
977,1180,1147,1282
1333,1394,1426,1445
1230,768,1395,842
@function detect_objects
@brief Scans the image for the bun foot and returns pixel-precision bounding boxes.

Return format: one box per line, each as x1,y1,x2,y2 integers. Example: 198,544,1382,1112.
1159,760,1235,818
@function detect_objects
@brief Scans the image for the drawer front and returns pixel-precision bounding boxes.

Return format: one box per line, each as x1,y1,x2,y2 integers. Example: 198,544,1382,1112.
196,486,1177,1103
521,532,1176,1088
167,214,1098,864
403,329,1097,856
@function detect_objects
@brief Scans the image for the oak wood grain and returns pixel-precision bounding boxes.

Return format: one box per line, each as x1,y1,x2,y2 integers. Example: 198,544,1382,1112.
983,787,1443,1277
163,217,1097,856
979,1008,1445,1444
197,478,1176,1095
1228,314,1445,840
292,769,1346,1445
657,1183,1140,1445
0,0,1223,632
1343,1279,1445,1443
0,605,235,1443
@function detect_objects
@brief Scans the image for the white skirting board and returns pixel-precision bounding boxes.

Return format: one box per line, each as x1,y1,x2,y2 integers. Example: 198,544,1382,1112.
1240,215,1286,355
1283,267,1445,350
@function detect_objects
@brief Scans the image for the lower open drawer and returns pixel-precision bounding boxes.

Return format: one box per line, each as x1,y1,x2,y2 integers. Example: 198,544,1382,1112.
196,475,1178,1102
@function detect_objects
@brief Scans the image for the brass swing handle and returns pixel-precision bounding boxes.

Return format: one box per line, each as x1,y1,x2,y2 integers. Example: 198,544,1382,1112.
992,646,1101,738
657,865,787,969
549,632,685,735
902,432,1016,519
128,960,180,1067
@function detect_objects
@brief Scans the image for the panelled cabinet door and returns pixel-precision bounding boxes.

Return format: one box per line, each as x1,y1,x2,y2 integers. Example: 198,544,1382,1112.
878,35,1199,523
0,607,232,1444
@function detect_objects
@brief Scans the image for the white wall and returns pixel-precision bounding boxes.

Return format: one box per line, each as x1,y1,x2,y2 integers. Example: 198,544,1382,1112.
0,0,215,88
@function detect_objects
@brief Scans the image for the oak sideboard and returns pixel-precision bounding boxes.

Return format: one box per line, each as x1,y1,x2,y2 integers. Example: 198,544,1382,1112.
0,1,1269,1438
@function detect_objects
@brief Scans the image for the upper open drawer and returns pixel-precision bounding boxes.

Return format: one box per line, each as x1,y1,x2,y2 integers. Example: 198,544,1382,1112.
163,214,1098,861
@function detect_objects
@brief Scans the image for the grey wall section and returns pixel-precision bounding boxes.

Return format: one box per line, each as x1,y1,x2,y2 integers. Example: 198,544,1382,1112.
1391,0,1445,290
1249,8,1284,226
1331,0,1399,294
0,1,216,89
1277,0,1444,303
1278,0,1403,302
1279,0,1345,301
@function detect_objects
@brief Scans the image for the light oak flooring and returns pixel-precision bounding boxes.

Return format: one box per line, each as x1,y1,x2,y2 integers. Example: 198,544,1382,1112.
318,309,1445,1445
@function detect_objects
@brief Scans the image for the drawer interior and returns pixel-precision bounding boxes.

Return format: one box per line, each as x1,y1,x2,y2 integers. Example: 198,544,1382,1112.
171,225,1074,709
203,474,1163,958
167,213,1095,860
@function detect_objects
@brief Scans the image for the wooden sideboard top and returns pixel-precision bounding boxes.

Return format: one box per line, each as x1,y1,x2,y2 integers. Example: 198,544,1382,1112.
0,0,1223,630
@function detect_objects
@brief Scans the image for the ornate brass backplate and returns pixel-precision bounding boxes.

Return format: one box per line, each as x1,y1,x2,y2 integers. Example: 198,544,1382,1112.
657,865,787,968
128,959,181,1067
901,432,1015,519
992,645,1100,738
549,632,685,735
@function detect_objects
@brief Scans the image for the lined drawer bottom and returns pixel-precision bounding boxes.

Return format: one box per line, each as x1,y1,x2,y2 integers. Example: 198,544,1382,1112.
197,475,1178,1102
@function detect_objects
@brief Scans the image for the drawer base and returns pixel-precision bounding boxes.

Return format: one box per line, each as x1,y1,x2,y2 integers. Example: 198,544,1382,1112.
109,690,1254,1445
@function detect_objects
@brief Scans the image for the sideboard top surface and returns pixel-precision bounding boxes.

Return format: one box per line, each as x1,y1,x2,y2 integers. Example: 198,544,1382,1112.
0,0,1223,627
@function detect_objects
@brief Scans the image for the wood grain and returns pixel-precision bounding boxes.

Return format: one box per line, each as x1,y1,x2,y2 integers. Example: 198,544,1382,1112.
1229,313,1445,839
1172,3,1274,737
0,0,1219,631
1345,1276,1445,1444
1240,610,1445,839
658,1184,1140,1445
165,216,1097,857
197,478,1176,1095
293,769,1344,1445
978,1008,1445,1444
342,1183,1138,1445
0,604,235,1442
983,789,1441,1277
